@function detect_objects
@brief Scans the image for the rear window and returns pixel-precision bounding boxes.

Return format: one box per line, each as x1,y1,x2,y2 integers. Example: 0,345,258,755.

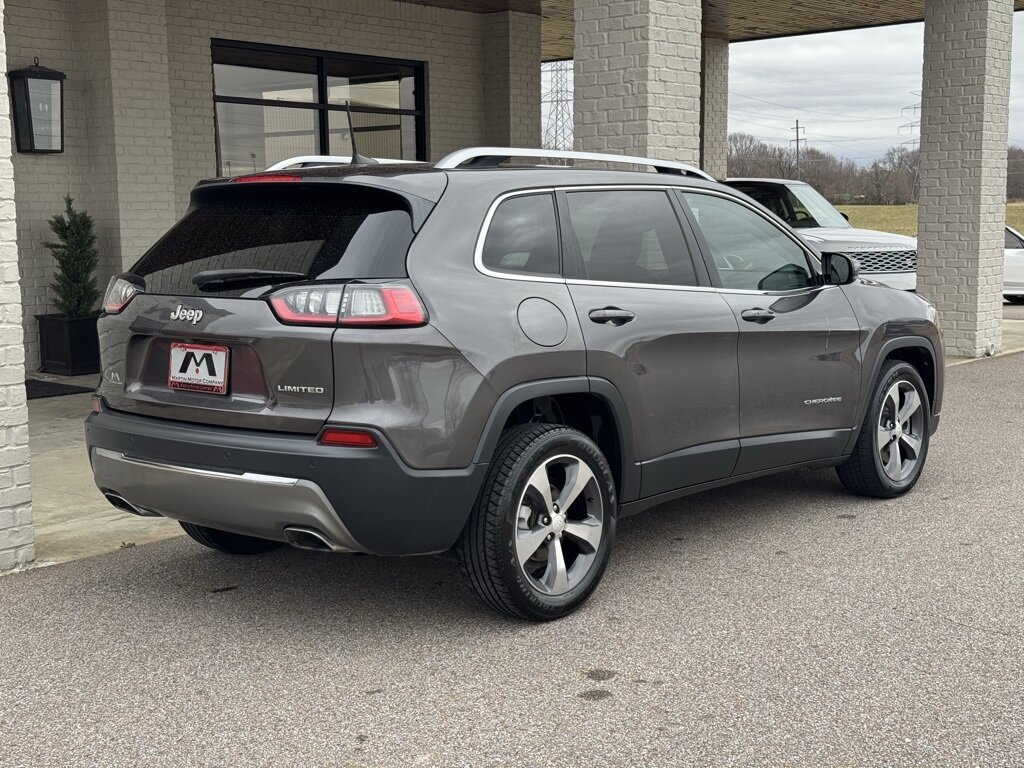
480,193,561,277
132,184,415,296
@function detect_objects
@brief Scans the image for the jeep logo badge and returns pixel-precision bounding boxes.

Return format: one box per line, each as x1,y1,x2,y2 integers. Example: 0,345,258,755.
170,304,204,325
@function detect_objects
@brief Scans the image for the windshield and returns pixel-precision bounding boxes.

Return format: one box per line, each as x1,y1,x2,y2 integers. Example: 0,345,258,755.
131,184,416,297
731,182,850,230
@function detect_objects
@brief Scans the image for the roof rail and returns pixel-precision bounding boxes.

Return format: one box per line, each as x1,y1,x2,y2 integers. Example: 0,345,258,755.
265,155,420,170
434,147,715,181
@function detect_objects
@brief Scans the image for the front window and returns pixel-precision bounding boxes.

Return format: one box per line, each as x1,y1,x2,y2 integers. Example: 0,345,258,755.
212,41,425,176
682,192,815,292
731,182,849,230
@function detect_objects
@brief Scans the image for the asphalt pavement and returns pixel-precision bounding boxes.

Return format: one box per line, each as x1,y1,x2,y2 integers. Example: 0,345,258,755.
2,352,1023,767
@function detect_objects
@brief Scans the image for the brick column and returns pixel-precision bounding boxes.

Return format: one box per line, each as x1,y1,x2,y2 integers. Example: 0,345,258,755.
106,0,177,268
917,0,1013,357
0,0,34,571
76,0,177,272
483,11,542,147
573,0,702,163
700,36,728,179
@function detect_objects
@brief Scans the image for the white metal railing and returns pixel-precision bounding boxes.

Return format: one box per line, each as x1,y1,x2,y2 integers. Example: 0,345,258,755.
433,147,715,180
264,155,418,170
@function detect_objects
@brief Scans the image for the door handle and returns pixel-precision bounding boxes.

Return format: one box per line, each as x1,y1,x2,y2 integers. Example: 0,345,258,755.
588,307,635,326
741,308,776,324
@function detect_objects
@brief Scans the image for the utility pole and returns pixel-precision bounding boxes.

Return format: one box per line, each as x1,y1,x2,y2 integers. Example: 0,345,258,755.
790,119,806,178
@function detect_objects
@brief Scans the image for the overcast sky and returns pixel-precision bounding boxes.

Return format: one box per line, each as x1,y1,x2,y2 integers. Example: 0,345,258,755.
729,12,1024,164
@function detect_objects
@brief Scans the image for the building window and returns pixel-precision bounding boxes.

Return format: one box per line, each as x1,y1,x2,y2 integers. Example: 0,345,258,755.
212,40,426,176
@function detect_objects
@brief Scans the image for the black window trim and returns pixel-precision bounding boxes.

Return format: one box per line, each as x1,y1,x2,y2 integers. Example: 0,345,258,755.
211,38,428,173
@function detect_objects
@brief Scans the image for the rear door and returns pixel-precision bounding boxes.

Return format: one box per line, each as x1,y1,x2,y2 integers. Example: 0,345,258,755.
559,187,741,498
678,190,862,475
97,181,419,434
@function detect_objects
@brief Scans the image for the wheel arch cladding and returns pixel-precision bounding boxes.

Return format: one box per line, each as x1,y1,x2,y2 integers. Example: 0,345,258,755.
846,336,939,455
471,377,640,503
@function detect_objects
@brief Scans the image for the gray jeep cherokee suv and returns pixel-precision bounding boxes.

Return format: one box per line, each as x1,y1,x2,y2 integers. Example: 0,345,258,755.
86,148,943,621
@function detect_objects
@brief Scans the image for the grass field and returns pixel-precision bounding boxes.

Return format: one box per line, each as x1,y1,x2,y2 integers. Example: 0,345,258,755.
836,203,1024,236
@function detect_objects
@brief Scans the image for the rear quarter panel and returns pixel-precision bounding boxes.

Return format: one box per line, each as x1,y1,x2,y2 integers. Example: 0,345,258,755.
404,177,588,467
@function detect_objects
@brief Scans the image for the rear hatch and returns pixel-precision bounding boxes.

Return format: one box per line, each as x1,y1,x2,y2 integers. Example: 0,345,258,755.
97,178,429,434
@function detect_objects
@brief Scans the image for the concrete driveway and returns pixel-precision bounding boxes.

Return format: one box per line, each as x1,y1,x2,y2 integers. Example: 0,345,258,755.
2,349,1022,766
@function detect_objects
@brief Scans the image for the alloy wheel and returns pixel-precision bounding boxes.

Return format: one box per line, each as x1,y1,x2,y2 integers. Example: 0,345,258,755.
876,380,925,482
514,454,605,596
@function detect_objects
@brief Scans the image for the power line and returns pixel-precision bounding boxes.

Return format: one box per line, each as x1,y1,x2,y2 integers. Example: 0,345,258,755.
730,91,901,122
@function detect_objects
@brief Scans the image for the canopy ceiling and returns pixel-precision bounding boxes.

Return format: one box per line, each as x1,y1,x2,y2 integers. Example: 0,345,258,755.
401,0,1024,61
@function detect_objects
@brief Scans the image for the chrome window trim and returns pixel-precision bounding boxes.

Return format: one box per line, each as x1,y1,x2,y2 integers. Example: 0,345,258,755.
473,183,826,297
473,187,565,284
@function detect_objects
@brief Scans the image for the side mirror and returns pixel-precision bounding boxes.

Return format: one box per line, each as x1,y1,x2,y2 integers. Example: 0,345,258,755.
840,211,850,222
822,252,859,285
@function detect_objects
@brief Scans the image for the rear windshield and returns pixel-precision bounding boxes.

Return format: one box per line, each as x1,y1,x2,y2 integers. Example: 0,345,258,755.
131,184,415,296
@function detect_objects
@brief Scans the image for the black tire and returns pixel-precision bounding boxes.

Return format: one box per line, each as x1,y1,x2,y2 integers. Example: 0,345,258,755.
179,522,282,554
457,424,617,621
837,360,931,498
1006,295,1024,304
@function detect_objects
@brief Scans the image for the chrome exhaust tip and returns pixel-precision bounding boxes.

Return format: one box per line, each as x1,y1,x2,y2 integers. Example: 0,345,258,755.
103,492,160,517
283,526,353,553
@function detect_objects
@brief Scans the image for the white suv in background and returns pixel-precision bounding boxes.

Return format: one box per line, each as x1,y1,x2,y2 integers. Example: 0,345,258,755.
725,179,918,291
727,178,1024,301
1004,226,1024,303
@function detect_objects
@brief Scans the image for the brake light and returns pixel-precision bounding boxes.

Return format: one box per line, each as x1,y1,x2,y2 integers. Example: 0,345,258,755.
340,285,426,326
268,283,426,327
230,174,303,184
103,276,142,314
318,428,377,448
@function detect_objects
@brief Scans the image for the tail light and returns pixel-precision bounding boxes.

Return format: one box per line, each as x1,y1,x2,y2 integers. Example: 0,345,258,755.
103,275,143,314
268,283,426,327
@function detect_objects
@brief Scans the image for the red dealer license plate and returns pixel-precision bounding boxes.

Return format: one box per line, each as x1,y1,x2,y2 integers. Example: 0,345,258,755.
168,342,229,395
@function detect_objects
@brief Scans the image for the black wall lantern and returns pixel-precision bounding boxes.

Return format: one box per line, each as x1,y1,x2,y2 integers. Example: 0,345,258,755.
8,57,65,153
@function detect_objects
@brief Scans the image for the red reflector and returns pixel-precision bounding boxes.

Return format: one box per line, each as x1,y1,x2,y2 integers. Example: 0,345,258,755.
230,174,303,184
318,428,377,448
90,396,102,414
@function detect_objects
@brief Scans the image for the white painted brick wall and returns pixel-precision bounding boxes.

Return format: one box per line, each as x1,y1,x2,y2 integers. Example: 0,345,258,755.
166,0,500,215
7,0,541,360
0,0,34,570
483,11,541,147
700,36,728,179
917,0,1013,357
573,0,703,164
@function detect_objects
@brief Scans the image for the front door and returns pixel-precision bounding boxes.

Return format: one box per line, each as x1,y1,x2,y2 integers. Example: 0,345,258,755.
679,190,862,475
559,188,741,499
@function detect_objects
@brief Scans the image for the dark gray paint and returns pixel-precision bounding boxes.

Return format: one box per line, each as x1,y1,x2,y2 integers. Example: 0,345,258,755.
87,163,944,556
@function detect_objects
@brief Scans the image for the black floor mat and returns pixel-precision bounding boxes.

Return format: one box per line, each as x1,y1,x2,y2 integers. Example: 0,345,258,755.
25,379,95,400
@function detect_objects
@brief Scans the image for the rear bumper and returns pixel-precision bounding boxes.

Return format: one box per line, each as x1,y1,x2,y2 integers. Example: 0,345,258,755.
85,406,487,556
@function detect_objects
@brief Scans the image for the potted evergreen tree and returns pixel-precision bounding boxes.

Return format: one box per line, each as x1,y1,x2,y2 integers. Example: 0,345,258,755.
36,195,101,375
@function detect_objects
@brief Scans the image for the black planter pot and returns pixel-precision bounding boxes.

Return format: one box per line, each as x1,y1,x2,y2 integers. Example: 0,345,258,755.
36,313,100,375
